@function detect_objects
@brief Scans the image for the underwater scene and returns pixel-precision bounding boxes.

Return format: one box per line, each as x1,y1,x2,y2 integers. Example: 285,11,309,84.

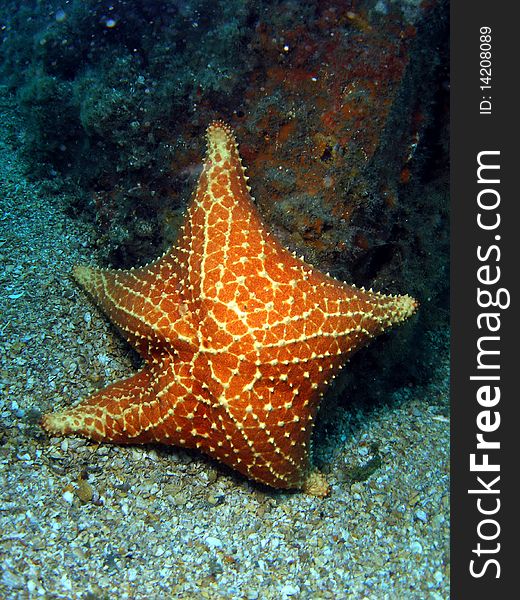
0,0,449,598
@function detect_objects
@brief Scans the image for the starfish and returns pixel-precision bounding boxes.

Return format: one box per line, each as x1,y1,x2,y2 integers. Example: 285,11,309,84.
42,122,417,495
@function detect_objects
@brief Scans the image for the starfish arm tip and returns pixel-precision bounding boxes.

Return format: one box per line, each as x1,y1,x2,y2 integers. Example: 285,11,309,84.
72,264,98,289
41,410,74,437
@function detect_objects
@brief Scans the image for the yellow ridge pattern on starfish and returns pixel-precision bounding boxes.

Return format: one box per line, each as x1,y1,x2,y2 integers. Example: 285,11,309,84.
42,121,417,494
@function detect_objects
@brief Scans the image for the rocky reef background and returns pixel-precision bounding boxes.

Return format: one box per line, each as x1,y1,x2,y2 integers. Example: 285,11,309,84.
0,0,449,407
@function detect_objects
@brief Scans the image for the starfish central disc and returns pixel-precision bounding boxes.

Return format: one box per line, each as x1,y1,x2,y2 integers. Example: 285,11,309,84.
42,121,417,494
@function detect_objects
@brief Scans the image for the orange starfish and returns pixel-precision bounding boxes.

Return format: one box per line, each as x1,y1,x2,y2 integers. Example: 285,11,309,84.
42,122,417,495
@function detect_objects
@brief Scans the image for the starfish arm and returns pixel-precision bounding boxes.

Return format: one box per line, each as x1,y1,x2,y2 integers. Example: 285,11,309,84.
316,280,418,359
223,387,315,489
42,369,164,443
243,253,417,367
188,351,318,489
73,259,196,358
177,122,269,304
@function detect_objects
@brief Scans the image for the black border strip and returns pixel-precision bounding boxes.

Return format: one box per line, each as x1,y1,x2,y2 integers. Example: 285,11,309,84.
451,1,518,597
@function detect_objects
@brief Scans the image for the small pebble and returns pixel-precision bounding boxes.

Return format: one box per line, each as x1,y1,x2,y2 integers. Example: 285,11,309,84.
280,584,300,596
62,490,74,504
415,509,428,523
205,536,223,550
